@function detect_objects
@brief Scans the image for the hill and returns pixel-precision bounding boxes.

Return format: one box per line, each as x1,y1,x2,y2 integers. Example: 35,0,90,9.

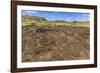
22,16,47,26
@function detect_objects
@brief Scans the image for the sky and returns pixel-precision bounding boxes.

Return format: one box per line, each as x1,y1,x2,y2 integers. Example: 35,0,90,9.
22,10,90,22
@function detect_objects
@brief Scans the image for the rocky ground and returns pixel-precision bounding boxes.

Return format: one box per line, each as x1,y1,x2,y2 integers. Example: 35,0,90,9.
22,25,90,62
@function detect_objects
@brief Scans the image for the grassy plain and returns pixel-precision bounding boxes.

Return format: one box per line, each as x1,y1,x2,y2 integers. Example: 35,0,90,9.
22,16,89,27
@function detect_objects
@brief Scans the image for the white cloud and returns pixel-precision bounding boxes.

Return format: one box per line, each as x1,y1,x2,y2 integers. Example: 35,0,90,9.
24,10,38,14
82,14,90,17
65,17,73,21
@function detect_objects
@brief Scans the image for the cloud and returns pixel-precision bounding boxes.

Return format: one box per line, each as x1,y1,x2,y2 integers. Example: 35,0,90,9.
64,17,73,21
82,14,90,17
81,14,90,21
22,10,38,16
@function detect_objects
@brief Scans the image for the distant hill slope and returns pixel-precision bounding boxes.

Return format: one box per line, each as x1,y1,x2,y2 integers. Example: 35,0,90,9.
22,16,47,21
22,16,47,26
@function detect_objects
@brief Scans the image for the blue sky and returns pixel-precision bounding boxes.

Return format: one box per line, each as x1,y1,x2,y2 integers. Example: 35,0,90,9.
22,10,90,22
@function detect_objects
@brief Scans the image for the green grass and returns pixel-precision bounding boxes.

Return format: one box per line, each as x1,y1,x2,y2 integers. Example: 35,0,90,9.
22,16,89,27
23,21,89,27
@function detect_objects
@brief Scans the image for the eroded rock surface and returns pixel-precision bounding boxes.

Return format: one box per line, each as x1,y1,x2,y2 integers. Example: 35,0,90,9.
22,25,90,62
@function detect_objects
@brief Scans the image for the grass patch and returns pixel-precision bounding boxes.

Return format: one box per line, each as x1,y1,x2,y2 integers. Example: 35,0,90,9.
22,16,90,27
